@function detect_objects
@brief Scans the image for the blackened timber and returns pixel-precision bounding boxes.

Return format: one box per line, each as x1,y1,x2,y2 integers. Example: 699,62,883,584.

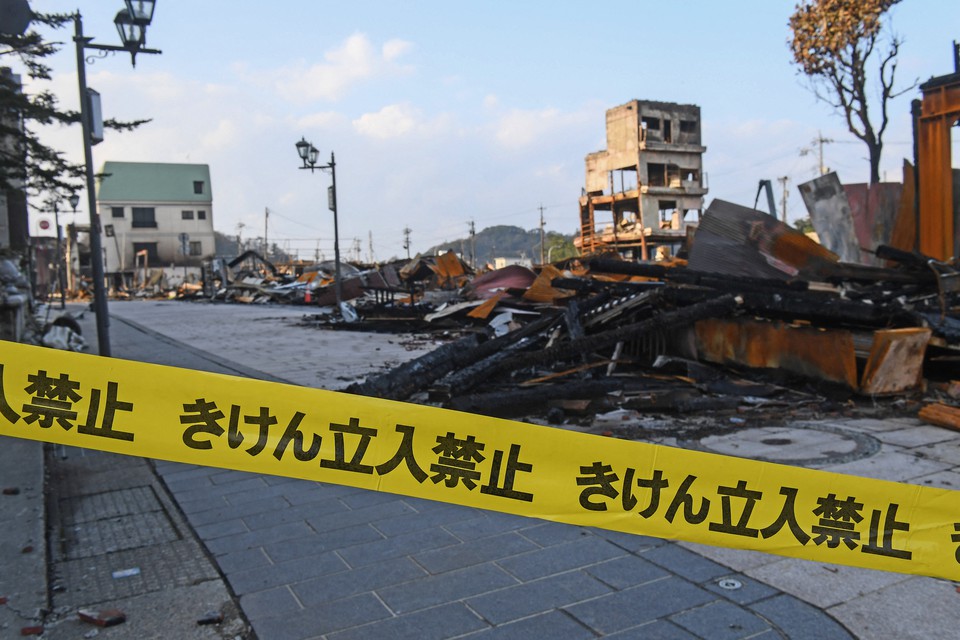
447,295,741,394
427,310,565,397
345,333,481,400
448,379,625,418
588,257,809,293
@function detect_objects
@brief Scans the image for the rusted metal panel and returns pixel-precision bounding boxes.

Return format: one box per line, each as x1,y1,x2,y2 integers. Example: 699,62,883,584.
859,328,931,395
688,199,837,280
918,77,960,260
888,160,917,254
694,318,858,389
843,182,902,266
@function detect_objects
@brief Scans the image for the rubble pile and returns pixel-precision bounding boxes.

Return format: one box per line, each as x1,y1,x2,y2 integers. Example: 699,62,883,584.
345,199,959,430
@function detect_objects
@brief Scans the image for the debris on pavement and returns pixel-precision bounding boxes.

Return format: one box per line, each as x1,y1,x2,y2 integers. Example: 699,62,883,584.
78,608,126,627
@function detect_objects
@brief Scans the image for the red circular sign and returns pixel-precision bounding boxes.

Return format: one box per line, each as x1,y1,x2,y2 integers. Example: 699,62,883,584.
39,220,50,230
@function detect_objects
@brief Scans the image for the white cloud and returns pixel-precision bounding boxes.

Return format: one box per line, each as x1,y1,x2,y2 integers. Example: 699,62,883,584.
353,104,418,139
200,119,239,151
482,94,499,109
274,33,415,103
491,107,591,150
382,39,413,63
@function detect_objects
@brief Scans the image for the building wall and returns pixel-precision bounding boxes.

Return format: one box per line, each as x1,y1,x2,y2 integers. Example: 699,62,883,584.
99,200,215,271
584,99,707,230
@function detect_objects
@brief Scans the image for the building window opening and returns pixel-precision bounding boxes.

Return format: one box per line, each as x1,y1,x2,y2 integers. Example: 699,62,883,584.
181,210,194,220
197,210,207,220
658,200,677,227
131,207,156,228
111,207,124,218
189,241,202,256
663,120,672,143
193,181,204,194
648,163,666,187
680,120,697,134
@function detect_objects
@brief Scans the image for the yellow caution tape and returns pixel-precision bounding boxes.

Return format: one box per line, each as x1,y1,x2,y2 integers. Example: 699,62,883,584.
2,341,959,580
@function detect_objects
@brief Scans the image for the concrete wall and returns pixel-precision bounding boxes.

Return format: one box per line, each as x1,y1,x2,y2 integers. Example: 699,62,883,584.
99,200,215,271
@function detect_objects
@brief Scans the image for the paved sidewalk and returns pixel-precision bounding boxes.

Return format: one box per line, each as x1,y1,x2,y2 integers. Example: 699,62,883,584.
45,298,960,639
82,299,857,640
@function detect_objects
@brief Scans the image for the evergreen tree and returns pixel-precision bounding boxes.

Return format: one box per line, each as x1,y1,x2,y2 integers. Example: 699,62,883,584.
1,11,148,200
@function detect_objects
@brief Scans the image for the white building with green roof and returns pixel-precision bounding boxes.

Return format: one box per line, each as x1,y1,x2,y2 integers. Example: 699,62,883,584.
96,161,214,272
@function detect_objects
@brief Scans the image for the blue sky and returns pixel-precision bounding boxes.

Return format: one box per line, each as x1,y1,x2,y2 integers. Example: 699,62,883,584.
22,1,960,261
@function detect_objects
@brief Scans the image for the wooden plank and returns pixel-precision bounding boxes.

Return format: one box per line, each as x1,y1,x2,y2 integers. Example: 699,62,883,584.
859,328,931,395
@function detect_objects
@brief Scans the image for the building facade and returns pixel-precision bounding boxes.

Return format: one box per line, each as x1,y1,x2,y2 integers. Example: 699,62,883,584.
577,100,708,259
96,161,214,273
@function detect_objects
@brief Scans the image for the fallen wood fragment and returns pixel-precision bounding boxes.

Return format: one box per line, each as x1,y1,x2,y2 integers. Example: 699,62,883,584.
918,403,960,431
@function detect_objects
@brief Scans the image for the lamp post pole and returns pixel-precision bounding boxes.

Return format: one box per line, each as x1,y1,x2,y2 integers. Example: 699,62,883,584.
71,3,160,356
295,139,342,310
74,14,110,354
328,152,342,308
49,199,66,310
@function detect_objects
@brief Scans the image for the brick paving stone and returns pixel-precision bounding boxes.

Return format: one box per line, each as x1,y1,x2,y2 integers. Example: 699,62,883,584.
670,599,772,639
442,511,532,541
253,592,392,640
415,532,540,574
239,585,302,620
372,503,485,537
227,550,348,595
193,517,249,540
496,535,627,581
564,577,715,635
466,570,613,625
704,574,780,606
214,547,271,574
590,528,668,553
461,610,595,639
336,526,461,568
518,522,594,547
305,499,415,532
603,619,699,639
584,555,671,590
261,523,383,564
186,494,288,527
377,563,519,614
339,489,409,509
641,542,732,583
242,497,348,531
325,602,487,640
205,520,315,555
293,556,427,607
749,595,854,640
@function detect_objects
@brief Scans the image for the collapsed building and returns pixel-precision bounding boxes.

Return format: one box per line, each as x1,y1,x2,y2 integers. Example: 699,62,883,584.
576,100,708,260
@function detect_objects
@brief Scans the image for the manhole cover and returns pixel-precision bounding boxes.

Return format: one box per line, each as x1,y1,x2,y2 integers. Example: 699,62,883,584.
680,423,880,467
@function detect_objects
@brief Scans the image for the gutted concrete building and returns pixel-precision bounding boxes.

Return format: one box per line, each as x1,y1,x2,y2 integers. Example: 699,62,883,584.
576,100,707,259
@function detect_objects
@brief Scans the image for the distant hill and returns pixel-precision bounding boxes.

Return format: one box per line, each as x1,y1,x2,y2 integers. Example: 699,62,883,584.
425,225,577,265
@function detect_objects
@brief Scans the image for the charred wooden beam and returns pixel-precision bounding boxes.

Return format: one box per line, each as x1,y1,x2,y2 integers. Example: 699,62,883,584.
587,257,810,293
345,333,481,400
444,295,741,397
447,379,625,418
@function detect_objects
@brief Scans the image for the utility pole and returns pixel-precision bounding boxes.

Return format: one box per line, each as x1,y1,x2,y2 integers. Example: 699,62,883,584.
801,131,833,176
368,230,374,264
468,220,476,269
264,207,269,258
352,237,361,262
236,222,245,254
538,204,546,264
403,227,412,259
777,176,789,223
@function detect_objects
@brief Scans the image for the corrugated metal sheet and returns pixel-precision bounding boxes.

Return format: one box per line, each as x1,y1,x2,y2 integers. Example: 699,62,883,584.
688,199,837,280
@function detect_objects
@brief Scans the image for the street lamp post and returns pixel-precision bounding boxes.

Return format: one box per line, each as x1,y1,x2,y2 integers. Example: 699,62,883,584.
73,1,160,356
294,137,342,310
